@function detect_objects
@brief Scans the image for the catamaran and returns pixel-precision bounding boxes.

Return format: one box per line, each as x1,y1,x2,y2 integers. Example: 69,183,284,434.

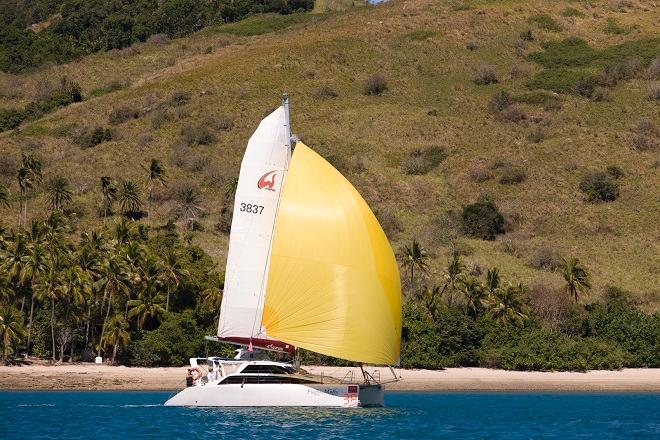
164,95,402,407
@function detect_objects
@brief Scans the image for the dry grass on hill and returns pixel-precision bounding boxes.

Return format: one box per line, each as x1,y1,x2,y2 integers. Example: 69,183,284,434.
0,0,658,306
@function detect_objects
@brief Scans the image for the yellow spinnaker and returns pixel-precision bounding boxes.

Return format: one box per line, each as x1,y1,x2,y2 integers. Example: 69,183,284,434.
262,143,402,365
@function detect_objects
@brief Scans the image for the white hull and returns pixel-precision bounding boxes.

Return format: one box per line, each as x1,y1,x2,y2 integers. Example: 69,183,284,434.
164,383,383,408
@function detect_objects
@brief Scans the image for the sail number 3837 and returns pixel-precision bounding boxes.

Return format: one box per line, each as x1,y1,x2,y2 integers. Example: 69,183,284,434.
240,203,264,214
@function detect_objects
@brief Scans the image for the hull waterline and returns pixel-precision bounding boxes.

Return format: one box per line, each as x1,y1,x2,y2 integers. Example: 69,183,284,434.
164,383,383,408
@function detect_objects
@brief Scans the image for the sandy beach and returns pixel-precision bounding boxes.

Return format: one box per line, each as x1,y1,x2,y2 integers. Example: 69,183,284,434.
1,363,659,392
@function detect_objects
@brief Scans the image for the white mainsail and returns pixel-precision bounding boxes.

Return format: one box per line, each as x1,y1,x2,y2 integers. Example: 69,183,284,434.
217,106,290,342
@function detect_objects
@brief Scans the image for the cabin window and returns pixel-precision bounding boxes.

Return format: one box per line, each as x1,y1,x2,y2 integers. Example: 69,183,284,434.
219,375,312,385
241,365,293,374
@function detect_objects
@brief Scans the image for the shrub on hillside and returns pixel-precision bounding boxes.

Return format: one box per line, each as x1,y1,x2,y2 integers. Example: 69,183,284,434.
0,108,26,132
151,109,171,129
180,124,216,146
214,205,233,235
527,128,545,143
519,29,534,41
401,301,481,369
312,85,338,99
579,171,619,202
489,91,513,112
473,66,498,85
478,327,628,371
461,196,505,240
500,105,526,122
499,165,527,185
402,146,447,175
147,33,170,45
585,288,660,367
469,166,493,183
571,77,598,98
528,246,562,271
169,90,191,106
374,207,403,238
603,17,628,35
647,57,660,80
648,83,660,101
126,311,206,367
362,74,388,95
630,118,659,152
561,7,585,18
528,14,563,32
606,165,625,179
108,105,139,125
73,126,113,149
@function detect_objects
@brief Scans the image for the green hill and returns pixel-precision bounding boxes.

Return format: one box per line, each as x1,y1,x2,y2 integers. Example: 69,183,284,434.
1,0,659,309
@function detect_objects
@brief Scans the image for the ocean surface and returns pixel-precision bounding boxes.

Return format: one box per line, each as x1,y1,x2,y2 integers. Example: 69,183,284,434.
1,391,659,439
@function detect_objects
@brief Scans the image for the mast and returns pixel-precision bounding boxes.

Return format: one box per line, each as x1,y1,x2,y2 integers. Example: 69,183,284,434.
283,93,292,166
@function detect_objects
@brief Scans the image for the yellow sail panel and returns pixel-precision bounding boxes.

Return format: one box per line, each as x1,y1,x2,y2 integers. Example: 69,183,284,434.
262,142,401,365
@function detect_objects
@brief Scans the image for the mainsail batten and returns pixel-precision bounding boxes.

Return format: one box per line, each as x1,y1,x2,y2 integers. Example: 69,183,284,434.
217,107,290,341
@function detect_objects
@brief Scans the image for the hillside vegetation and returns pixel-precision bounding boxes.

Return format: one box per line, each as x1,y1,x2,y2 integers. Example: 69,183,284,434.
0,0,659,368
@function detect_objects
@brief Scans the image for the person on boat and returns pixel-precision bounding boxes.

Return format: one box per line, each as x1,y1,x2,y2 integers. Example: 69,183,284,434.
189,367,203,386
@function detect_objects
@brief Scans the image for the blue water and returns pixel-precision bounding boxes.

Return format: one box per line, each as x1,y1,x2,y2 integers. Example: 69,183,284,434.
1,391,659,439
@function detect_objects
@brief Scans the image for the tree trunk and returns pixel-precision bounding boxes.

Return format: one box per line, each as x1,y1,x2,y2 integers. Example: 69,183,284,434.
69,329,74,363
51,298,56,362
112,343,118,364
148,187,153,225
26,295,35,356
166,284,170,312
98,290,113,357
410,266,414,297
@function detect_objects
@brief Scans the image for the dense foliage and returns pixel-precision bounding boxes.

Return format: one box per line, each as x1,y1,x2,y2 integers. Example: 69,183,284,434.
0,0,314,73
0,77,82,133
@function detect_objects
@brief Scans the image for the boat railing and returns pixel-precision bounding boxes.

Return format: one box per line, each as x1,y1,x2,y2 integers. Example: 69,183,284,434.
340,370,355,384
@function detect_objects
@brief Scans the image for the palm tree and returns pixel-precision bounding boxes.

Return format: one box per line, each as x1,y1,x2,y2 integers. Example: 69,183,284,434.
562,257,591,303
0,305,26,360
143,159,167,223
460,276,487,318
489,283,529,326
1,232,30,312
94,253,130,357
100,177,117,225
202,272,224,318
45,176,73,212
0,183,9,208
17,153,43,227
486,267,500,293
422,285,442,322
1,232,30,285
224,177,238,200
161,250,188,312
128,277,166,329
442,255,466,305
401,240,429,297
34,261,62,361
23,244,48,355
174,186,203,231
117,181,143,217
101,314,130,364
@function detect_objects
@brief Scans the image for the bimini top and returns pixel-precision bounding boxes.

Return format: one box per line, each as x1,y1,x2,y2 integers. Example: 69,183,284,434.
218,103,401,365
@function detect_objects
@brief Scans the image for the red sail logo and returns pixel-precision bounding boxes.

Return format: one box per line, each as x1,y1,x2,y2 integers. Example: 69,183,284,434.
257,170,277,191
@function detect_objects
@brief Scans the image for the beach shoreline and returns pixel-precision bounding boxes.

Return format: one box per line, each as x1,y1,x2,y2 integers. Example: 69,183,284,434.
1,363,659,392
